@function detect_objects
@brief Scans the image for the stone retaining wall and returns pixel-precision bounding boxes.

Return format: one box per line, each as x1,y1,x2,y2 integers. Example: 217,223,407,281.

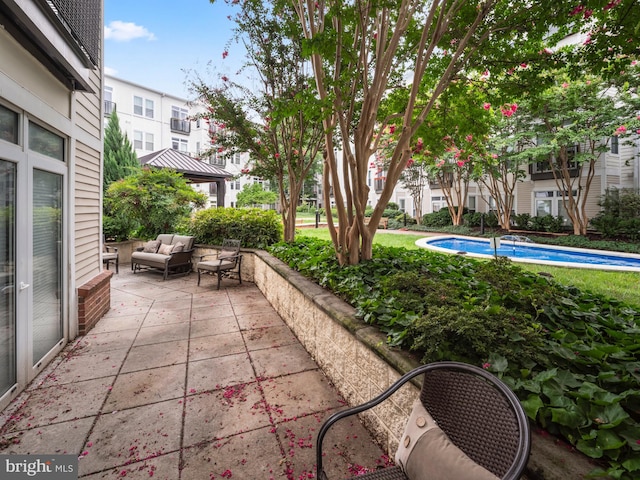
248,249,597,480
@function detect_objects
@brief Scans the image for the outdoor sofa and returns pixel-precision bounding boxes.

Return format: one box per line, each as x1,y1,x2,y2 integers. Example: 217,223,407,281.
131,234,195,280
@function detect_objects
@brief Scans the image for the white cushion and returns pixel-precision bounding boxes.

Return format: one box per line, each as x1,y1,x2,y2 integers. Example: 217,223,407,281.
158,243,174,255
395,400,499,480
143,240,160,253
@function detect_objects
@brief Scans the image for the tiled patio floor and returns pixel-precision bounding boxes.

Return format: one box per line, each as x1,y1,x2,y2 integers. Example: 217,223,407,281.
0,267,388,479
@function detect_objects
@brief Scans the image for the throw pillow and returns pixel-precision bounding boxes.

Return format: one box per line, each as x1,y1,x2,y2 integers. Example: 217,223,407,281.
158,243,174,255
395,399,499,480
172,241,185,253
143,240,160,253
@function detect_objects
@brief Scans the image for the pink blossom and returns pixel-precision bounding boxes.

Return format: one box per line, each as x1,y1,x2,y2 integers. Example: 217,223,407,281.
222,51,229,59
221,75,229,82
483,103,491,110
465,135,473,142
604,0,621,11
541,48,553,55
569,5,584,16
562,82,569,89
482,363,491,370
456,161,464,167
492,154,498,159
615,125,627,136
274,153,280,159
583,9,593,19
389,125,395,134
583,35,592,45
520,63,528,69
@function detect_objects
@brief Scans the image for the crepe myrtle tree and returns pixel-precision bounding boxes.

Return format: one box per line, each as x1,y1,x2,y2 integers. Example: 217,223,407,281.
198,0,324,242
523,71,640,236
290,0,568,264
475,101,534,230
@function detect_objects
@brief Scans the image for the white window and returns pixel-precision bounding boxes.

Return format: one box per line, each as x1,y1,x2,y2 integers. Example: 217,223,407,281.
172,106,188,120
145,99,154,118
133,96,154,118
611,136,619,154
431,196,446,212
172,137,188,152
133,130,143,150
399,199,406,212
235,180,240,190
468,195,477,212
534,190,574,226
145,133,154,151
133,96,143,116
233,153,241,164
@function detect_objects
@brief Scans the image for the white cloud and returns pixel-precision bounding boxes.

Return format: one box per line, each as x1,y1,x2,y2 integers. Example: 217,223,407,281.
104,21,156,42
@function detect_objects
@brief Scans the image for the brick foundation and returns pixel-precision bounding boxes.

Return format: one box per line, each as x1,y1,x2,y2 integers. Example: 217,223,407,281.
77,270,113,335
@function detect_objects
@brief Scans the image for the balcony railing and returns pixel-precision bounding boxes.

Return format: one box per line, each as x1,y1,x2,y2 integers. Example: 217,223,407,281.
170,118,191,134
104,100,115,116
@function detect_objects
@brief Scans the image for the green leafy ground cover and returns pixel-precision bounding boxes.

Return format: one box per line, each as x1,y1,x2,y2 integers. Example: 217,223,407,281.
271,236,640,479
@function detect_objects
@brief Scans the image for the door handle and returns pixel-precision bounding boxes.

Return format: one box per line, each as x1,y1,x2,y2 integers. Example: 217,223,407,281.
19,282,30,291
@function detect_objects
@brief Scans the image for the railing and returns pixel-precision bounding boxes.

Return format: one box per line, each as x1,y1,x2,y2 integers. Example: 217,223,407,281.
170,118,191,134
104,100,115,116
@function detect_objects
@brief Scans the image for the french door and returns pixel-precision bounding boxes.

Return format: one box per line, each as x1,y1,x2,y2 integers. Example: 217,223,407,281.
0,112,67,410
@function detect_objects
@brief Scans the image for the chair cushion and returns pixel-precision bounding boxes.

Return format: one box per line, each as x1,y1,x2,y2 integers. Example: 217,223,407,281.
143,240,161,253
158,243,174,255
198,259,235,272
156,234,174,245
172,241,185,253
395,400,499,480
172,235,194,250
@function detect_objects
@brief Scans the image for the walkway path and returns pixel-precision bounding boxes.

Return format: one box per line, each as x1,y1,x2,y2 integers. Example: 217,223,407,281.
0,268,386,479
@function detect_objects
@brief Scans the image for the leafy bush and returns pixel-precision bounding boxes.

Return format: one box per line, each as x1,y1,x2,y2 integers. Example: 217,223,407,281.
421,209,453,227
105,168,207,240
591,188,640,240
190,207,282,248
268,238,640,479
512,213,564,233
387,202,400,210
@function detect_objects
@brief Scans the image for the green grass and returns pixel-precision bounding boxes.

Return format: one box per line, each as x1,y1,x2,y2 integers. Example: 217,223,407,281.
297,227,640,308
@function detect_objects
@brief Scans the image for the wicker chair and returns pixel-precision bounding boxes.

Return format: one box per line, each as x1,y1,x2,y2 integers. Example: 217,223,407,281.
316,362,530,480
195,239,243,290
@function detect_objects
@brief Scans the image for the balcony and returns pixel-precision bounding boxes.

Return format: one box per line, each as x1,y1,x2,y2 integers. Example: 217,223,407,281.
170,117,191,134
104,100,116,116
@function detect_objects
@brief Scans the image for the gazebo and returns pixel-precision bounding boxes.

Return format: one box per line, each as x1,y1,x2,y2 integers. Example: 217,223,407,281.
138,148,233,207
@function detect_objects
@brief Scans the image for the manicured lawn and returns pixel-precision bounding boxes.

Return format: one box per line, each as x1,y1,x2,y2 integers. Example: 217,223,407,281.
297,227,640,308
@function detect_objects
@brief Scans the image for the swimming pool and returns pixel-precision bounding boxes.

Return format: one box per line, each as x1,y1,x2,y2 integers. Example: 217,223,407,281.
415,235,640,272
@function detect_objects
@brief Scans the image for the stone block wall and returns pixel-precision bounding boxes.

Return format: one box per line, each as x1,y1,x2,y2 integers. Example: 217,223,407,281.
251,250,420,455
249,249,596,479
77,270,113,335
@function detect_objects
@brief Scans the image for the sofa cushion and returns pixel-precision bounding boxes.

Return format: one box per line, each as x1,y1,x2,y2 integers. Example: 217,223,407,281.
172,241,185,253
156,234,174,245
158,244,174,255
395,399,499,480
131,252,171,269
172,235,194,250
143,240,161,253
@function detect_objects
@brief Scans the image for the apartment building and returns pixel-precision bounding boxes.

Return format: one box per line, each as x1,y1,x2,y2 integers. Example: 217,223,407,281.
0,0,104,410
104,75,257,208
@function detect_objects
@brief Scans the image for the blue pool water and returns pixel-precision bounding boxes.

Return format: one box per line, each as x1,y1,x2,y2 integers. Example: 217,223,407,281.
416,236,640,271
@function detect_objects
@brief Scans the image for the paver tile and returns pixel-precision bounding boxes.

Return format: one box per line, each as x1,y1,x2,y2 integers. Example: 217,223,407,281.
121,340,188,373
187,353,255,394
189,332,246,362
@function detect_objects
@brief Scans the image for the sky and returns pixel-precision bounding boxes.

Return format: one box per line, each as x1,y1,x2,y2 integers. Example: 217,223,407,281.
104,0,246,98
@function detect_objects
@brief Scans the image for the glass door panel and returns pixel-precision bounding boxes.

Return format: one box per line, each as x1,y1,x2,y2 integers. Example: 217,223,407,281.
0,160,16,396
32,169,63,364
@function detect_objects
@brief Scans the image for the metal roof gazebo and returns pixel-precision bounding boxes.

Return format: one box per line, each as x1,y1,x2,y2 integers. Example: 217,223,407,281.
138,148,233,207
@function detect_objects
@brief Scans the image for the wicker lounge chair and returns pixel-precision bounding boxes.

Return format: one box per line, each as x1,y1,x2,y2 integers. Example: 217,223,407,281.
195,239,242,290
316,361,531,480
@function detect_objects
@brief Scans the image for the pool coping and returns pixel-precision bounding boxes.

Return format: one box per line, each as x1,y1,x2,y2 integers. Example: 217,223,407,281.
416,235,640,273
